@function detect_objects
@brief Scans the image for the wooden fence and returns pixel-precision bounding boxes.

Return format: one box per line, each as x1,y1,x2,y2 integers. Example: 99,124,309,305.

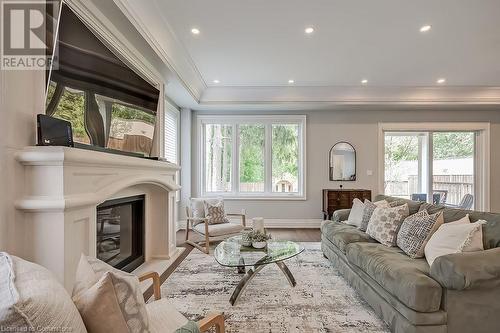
385,174,473,205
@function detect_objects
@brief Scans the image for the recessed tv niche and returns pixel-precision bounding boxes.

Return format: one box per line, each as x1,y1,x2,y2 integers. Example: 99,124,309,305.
45,4,159,157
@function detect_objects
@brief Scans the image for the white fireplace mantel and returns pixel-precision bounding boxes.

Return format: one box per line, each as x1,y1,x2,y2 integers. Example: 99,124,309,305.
15,146,181,290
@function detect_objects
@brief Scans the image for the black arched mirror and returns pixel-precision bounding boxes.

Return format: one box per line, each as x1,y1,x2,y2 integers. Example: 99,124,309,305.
329,142,356,181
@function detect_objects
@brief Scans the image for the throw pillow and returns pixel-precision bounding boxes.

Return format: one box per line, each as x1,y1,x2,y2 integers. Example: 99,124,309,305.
203,200,229,225
366,204,409,246
0,253,87,333
190,198,223,225
424,219,486,267
359,199,390,231
397,210,444,258
346,198,365,227
72,255,149,333
74,272,143,333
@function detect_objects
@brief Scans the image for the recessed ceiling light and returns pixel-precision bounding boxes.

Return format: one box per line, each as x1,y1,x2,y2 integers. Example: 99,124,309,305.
213,79,220,84
436,78,446,84
420,25,432,33
288,79,295,84
304,27,314,34
361,79,368,84
191,28,200,35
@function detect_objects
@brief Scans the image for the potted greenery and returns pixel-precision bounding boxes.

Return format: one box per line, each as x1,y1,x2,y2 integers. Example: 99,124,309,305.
248,230,271,249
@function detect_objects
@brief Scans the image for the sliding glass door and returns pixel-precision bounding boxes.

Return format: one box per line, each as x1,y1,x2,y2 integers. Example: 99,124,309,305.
384,132,428,200
432,132,475,209
384,131,476,209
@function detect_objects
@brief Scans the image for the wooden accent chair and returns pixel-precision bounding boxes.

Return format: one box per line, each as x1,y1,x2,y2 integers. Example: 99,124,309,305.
139,271,225,332
185,198,246,254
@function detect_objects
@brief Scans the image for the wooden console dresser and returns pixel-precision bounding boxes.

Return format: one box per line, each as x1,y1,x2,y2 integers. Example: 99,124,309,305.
322,189,371,220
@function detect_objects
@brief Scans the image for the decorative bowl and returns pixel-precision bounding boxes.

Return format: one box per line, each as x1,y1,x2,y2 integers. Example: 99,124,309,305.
252,241,267,249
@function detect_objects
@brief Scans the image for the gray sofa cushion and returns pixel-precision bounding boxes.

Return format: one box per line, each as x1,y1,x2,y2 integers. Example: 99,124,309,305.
430,247,500,290
321,221,377,253
345,242,442,313
375,194,423,215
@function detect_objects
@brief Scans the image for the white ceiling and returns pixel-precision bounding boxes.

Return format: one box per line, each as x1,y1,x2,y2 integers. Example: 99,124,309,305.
115,0,500,109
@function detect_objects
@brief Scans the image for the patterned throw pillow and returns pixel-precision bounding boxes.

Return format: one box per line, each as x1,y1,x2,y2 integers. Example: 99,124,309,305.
74,271,150,333
72,255,149,333
366,204,409,246
397,211,444,258
204,200,229,225
359,199,389,231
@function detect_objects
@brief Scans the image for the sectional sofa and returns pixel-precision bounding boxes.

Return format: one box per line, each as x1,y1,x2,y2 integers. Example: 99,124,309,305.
321,194,500,333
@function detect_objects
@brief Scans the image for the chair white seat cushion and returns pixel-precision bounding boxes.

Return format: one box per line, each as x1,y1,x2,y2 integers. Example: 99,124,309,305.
0,252,87,333
193,222,244,237
147,298,189,333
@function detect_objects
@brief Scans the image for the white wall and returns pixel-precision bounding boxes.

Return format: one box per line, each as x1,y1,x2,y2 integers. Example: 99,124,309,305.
0,0,175,253
191,109,500,226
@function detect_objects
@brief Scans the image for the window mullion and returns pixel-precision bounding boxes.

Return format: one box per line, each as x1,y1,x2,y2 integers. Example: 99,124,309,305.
233,123,239,195
265,123,272,194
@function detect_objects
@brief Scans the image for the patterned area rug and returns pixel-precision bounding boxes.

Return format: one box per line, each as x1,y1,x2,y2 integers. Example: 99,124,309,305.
161,242,390,333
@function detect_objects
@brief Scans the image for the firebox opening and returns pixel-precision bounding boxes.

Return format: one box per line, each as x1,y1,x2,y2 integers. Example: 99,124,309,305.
96,195,145,272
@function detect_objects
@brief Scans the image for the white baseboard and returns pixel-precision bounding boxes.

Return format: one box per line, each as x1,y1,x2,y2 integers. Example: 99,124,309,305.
176,218,322,230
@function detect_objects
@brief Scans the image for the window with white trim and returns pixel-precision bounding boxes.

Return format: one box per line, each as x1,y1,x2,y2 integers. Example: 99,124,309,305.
164,102,179,164
199,115,306,199
379,123,490,211
164,102,180,201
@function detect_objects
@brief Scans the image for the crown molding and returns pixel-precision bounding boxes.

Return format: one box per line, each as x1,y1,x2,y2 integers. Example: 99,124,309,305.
65,0,163,88
112,0,206,102
199,86,500,106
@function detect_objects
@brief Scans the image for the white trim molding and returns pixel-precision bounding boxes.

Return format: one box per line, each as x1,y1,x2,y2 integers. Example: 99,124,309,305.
197,115,306,200
378,122,490,211
66,0,163,88
112,0,206,101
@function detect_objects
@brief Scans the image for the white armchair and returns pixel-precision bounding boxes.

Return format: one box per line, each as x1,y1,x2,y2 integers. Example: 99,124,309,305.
185,198,246,254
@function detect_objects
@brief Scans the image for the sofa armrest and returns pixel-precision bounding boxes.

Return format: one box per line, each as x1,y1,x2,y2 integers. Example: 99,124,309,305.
430,247,500,290
331,209,351,223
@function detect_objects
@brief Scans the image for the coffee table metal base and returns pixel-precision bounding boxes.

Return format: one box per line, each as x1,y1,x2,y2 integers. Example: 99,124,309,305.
229,261,297,306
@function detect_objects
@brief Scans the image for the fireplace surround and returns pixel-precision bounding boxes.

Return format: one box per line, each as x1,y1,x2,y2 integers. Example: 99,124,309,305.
15,146,181,290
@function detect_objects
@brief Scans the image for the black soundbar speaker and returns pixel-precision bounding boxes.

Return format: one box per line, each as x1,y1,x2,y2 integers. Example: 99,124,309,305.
37,114,74,147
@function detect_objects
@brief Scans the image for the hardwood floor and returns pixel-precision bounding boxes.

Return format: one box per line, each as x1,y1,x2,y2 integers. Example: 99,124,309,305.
175,228,321,246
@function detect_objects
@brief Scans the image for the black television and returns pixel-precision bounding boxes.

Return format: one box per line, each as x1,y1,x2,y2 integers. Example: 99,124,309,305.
45,3,159,157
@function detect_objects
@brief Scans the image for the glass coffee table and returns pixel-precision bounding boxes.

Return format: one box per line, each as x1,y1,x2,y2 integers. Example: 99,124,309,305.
214,235,304,305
